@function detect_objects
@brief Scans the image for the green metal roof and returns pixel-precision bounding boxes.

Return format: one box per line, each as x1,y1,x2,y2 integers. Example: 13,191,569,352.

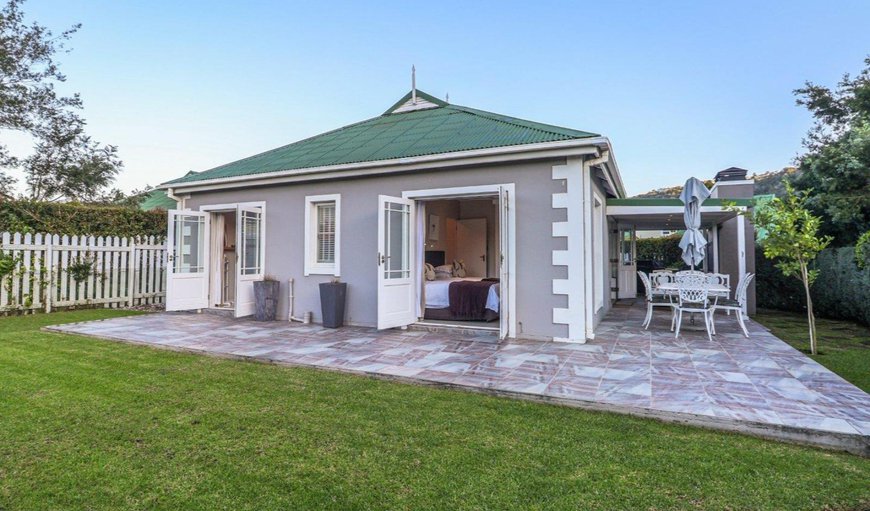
139,189,177,210
164,90,599,186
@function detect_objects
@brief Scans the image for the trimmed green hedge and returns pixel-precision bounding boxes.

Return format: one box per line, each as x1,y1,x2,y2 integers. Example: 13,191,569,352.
636,234,683,267
0,201,166,238
757,245,870,326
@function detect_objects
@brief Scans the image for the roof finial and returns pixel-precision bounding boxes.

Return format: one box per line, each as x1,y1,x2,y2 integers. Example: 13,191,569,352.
411,65,417,104
445,92,449,103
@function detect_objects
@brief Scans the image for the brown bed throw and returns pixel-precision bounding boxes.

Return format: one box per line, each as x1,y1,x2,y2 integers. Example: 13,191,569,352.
448,280,496,320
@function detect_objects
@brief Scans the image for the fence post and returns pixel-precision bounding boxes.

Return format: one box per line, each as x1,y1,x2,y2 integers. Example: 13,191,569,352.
127,238,136,307
45,238,53,314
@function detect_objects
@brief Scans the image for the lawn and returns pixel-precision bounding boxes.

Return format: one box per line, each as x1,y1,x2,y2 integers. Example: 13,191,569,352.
754,309,870,392
1,310,868,511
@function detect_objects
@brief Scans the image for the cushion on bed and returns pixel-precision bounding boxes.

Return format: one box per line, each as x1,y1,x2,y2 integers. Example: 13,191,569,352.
434,264,454,279
453,260,467,278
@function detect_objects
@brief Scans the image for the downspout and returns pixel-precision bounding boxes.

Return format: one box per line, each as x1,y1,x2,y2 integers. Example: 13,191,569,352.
166,187,185,210
582,149,610,340
287,278,306,323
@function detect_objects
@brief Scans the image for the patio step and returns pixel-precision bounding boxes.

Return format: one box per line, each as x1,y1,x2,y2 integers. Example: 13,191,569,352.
409,322,500,342
203,307,235,319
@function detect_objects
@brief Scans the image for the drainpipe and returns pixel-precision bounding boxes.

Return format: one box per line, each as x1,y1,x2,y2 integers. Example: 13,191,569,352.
287,278,306,322
582,149,610,340
166,187,185,210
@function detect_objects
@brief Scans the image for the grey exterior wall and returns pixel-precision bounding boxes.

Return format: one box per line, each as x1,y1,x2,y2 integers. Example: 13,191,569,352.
591,176,612,327
183,159,573,340
714,182,757,314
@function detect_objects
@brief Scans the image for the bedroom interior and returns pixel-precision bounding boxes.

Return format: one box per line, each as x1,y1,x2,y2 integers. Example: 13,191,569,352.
418,197,501,330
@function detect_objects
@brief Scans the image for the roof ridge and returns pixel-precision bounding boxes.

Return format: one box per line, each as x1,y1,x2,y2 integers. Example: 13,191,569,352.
444,103,598,139
166,114,390,183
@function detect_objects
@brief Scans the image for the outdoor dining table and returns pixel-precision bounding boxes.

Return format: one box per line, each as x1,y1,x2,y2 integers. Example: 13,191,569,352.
656,282,730,297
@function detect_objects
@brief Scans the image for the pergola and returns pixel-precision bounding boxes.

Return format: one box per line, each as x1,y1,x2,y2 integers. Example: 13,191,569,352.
605,197,754,303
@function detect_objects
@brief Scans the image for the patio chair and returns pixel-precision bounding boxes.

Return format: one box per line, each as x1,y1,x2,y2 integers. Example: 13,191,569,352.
650,271,675,298
712,273,754,338
637,271,675,330
673,273,714,341
706,273,731,302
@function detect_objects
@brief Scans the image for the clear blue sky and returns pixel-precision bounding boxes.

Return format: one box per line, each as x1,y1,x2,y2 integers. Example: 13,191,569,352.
8,0,870,196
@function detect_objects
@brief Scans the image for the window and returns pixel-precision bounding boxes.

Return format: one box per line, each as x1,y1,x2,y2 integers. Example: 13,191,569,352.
305,194,341,276
173,214,205,273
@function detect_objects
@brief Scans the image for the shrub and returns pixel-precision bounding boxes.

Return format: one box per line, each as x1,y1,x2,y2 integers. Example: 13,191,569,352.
0,200,166,237
636,234,683,267
757,245,870,326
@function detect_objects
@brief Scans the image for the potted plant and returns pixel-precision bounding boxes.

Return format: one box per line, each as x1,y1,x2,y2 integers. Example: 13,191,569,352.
253,276,280,321
319,278,347,328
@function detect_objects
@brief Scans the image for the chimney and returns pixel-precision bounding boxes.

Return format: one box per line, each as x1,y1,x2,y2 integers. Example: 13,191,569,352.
714,167,748,182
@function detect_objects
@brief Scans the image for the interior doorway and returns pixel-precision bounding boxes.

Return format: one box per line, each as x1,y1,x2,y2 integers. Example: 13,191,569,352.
380,184,515,339
208,210,236,309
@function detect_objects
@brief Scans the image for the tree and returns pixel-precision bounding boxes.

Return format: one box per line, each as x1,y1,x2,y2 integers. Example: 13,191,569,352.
791,57,870,245
0,0,122,201
752,182,832,354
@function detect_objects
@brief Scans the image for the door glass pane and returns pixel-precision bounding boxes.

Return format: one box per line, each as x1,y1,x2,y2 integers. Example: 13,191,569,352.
621,230,634,265
384,201,410,279
241,210,261,276
174,215,204,273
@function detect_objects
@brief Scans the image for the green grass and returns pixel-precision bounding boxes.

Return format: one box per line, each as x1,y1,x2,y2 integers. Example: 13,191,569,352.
0,310,868,511
754,309,870,392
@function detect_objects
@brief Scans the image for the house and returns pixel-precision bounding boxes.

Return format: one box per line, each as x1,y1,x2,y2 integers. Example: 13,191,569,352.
159,89,753,342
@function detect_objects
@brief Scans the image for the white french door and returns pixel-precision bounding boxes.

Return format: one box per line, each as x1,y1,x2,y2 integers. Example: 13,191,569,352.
166,210,210,311
235,205,265,317
617,227,637,299
498,185,511,340
377,195,417,330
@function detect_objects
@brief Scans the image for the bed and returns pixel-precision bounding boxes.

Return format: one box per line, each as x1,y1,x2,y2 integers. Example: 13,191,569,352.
424,278,500,322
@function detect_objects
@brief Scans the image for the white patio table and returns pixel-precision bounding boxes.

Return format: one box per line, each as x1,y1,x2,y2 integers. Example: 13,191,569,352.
657,282,729,298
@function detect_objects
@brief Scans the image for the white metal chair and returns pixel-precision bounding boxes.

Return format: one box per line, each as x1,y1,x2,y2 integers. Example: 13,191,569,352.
706,272,731,302
676,269,707,277
673,273,715,341
650,271,676,299
712,273,754,338
637,271,675,330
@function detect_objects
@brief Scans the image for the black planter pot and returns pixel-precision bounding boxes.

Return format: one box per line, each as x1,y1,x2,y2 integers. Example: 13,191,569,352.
319,282,347,328
253,280,280,321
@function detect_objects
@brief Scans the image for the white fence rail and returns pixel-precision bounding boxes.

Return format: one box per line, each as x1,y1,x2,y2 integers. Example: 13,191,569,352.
0,232,167,313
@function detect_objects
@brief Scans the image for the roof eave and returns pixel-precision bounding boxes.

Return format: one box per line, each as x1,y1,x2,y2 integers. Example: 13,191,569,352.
160,137,610,193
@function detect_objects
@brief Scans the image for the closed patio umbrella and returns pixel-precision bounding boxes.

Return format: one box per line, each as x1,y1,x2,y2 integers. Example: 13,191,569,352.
678,177,712,269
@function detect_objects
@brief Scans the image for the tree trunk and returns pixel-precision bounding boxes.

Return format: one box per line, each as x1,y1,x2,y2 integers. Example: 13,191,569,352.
800,262,817,355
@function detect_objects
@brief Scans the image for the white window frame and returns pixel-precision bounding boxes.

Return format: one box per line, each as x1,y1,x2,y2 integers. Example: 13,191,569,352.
304,194,341,276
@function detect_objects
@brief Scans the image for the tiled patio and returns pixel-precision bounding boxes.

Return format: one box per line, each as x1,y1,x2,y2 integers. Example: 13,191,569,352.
46,302,870,455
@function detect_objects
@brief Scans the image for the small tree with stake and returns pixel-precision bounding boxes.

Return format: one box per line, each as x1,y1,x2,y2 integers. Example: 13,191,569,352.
752,182,832,355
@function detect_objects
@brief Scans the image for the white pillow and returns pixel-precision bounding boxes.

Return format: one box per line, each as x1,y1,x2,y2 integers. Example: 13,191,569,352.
423,263,436,281
434,264,453,280
453,260,467,278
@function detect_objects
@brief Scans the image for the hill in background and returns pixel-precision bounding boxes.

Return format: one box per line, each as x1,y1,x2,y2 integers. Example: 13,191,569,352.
634,167,797,198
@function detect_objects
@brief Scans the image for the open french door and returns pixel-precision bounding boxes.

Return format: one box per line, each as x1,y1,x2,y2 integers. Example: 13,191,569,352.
377,195,417,330
235,205,265,317
498,185,511,339
166,210,210,311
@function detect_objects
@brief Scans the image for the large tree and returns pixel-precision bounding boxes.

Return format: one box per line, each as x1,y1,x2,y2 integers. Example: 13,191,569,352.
792,57,870,245
0,0,122,200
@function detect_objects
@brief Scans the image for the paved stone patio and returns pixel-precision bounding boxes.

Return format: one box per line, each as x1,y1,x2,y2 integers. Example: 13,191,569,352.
46,302,870,454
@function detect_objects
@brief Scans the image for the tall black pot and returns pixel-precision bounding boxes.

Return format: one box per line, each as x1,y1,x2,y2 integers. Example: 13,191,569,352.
253,280,280,321
319,282,347,328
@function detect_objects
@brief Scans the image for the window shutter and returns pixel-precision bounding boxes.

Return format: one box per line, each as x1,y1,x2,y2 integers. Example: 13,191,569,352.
317,203,336,264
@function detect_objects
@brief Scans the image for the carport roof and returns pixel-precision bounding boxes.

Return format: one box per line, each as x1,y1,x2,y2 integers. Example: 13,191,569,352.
605,197,753,230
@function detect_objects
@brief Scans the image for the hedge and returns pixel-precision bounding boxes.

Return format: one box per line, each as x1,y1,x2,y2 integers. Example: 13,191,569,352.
756,245,870,326
0,200,167,238
636,234,683,267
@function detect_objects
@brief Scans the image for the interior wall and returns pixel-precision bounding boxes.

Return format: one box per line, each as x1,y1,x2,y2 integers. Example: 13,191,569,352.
458,199,498,277
423,200,459,263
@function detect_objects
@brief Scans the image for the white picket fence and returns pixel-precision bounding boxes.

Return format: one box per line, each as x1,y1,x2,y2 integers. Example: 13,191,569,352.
0,232,167,313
